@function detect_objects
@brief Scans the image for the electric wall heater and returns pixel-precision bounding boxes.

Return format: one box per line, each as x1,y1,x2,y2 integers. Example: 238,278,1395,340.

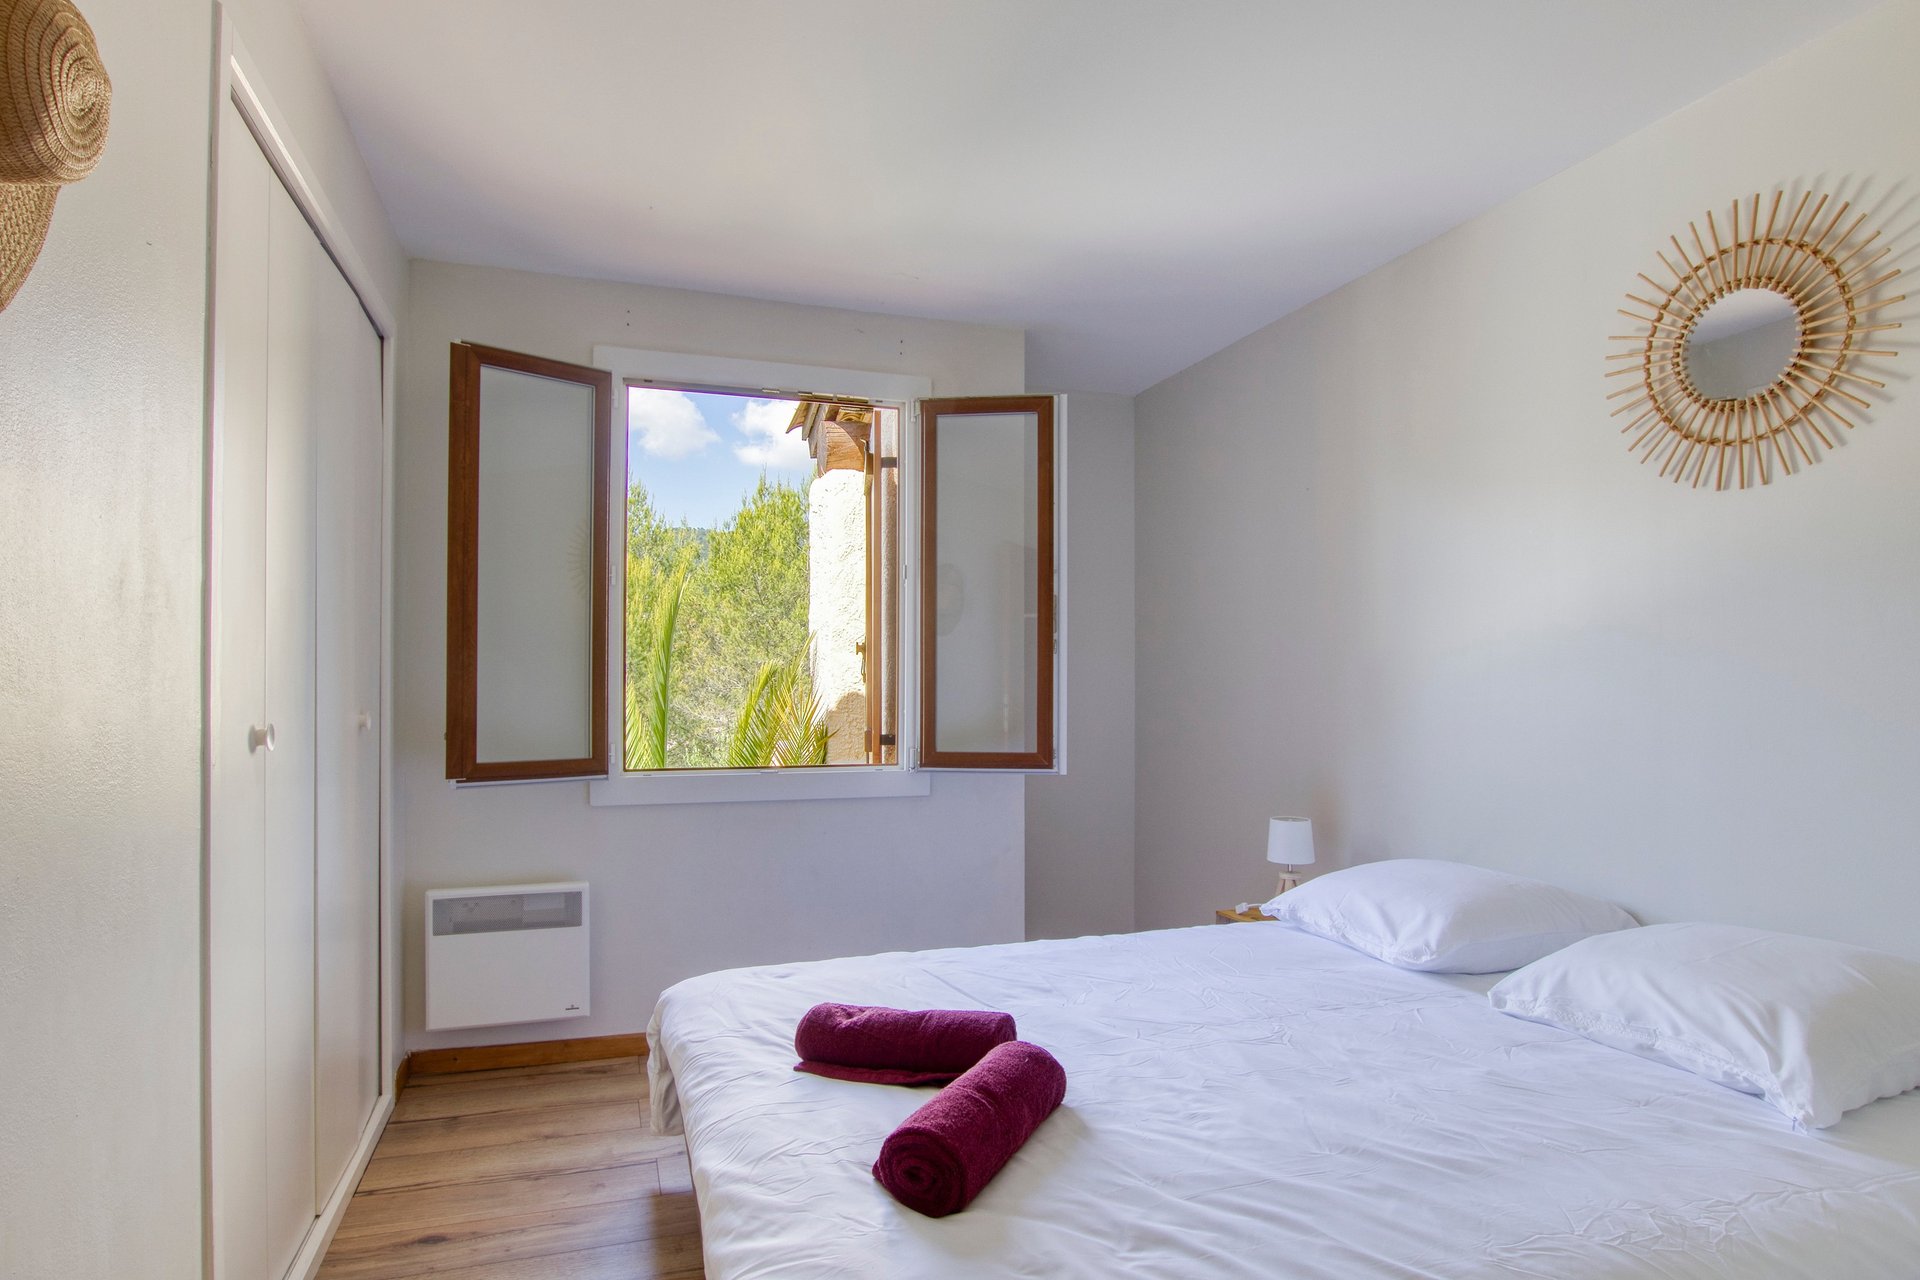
425,882,590,1031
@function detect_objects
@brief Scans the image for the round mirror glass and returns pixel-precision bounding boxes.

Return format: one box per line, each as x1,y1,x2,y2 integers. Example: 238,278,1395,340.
1685,288,1800,400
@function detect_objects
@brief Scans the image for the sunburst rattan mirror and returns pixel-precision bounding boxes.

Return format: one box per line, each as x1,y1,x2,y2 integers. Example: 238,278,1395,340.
1608,191,1903,490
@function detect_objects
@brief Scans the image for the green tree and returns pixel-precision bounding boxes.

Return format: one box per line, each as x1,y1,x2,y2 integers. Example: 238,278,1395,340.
622,474,815,768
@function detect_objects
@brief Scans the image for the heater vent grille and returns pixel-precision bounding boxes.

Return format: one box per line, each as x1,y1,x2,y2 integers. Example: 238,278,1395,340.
431,889,583,935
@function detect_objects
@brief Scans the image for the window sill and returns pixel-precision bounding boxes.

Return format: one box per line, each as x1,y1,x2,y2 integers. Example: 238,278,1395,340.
587,767,932,808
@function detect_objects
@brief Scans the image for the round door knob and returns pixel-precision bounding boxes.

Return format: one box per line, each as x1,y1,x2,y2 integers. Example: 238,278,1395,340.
248,724,276,754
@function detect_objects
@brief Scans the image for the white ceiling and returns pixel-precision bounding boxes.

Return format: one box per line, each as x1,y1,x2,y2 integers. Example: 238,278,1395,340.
296,1,1881,394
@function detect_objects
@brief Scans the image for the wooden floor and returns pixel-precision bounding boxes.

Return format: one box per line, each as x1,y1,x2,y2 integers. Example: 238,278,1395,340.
317,1057,705,1279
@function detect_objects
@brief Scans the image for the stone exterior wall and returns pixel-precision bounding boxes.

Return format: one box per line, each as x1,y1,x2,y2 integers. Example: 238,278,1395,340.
808,468,867,761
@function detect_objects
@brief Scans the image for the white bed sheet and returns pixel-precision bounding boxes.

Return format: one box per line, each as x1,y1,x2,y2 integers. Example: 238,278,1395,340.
648,924,1920,1279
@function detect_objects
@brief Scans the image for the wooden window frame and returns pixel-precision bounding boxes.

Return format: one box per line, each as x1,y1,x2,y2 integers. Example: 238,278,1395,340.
865,410,902,765
917,395,1056,771
446,342,612,783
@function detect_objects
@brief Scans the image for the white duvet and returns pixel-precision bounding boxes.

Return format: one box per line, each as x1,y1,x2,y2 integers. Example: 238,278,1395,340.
648,923,1920,1278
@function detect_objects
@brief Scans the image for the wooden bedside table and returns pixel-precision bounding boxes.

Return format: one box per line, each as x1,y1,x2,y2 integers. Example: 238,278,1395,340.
1215,906,1278,924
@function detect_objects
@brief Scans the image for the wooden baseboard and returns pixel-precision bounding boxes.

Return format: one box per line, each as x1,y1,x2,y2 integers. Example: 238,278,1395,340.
404,1032,649,1078
394,1054,411,1095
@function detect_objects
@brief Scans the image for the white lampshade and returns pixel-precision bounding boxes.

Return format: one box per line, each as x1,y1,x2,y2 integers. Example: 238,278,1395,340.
1266,817,1316,867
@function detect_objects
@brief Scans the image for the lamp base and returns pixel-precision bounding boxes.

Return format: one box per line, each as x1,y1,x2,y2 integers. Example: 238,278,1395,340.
1274,869,1305,897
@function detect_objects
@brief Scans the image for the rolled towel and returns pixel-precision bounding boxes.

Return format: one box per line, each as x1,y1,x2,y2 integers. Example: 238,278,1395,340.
872,1040,1067,1217
794,1003,1016,1086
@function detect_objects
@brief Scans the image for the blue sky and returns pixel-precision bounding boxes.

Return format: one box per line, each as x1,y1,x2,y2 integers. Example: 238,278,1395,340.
626,387,813,528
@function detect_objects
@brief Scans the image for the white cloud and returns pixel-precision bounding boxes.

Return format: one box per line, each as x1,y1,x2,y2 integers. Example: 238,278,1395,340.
628,388,718,459
732,398,813,471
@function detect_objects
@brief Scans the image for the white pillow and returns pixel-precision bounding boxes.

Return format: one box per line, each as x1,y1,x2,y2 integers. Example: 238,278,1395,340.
1261,859,1637,973
1489,922,1920,1129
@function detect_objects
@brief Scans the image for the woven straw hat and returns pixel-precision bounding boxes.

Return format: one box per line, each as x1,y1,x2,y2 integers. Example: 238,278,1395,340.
1,0,110,311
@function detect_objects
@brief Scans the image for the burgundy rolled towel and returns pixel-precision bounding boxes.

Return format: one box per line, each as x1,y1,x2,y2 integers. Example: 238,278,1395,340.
872,1040,1067,1217
794,1002,1017,1086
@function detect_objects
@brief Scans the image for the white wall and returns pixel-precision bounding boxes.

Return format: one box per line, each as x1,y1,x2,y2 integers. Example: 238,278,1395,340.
808,468,868,763
1135,0,1920,955
224,0,408,312
397,261,1030,1050
1026,392,1136,938
0,3,206,1271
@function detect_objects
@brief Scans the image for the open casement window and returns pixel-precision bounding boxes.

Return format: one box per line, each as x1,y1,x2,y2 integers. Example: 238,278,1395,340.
449,340,1056,794
918,395,1057,771
615,380,904,774
446,342,612,782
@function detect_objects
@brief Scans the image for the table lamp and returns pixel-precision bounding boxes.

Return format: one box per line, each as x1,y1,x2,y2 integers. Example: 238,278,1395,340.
1267,817,1316,896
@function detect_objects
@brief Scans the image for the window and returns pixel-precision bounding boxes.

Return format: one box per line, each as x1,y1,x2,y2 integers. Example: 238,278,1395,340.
445,343,611,783
446,341,1058,796
919,396,1055,769
619,383,899,771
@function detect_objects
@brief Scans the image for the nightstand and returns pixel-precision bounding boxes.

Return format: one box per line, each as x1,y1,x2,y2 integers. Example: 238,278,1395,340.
1215,906,1278,924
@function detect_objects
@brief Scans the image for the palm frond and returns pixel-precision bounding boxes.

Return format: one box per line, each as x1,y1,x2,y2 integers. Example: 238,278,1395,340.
627,561,688,770
770,659,829,767
726,661,786,769
726,636,832,768
623,670,647,769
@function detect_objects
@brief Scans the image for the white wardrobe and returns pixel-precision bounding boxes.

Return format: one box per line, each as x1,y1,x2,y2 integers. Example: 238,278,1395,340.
210,94,386,1280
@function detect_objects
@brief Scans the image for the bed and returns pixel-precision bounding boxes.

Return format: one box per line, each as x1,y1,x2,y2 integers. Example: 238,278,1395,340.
648,922,1920,1278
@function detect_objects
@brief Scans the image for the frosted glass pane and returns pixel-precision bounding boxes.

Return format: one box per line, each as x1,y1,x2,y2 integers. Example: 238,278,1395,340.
474,366,595,762
931,411,1038,755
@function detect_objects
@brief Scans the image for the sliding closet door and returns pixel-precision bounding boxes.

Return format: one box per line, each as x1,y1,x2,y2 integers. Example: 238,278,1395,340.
262,168,322,1277
313,256,383,1200
208,95,275,1280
